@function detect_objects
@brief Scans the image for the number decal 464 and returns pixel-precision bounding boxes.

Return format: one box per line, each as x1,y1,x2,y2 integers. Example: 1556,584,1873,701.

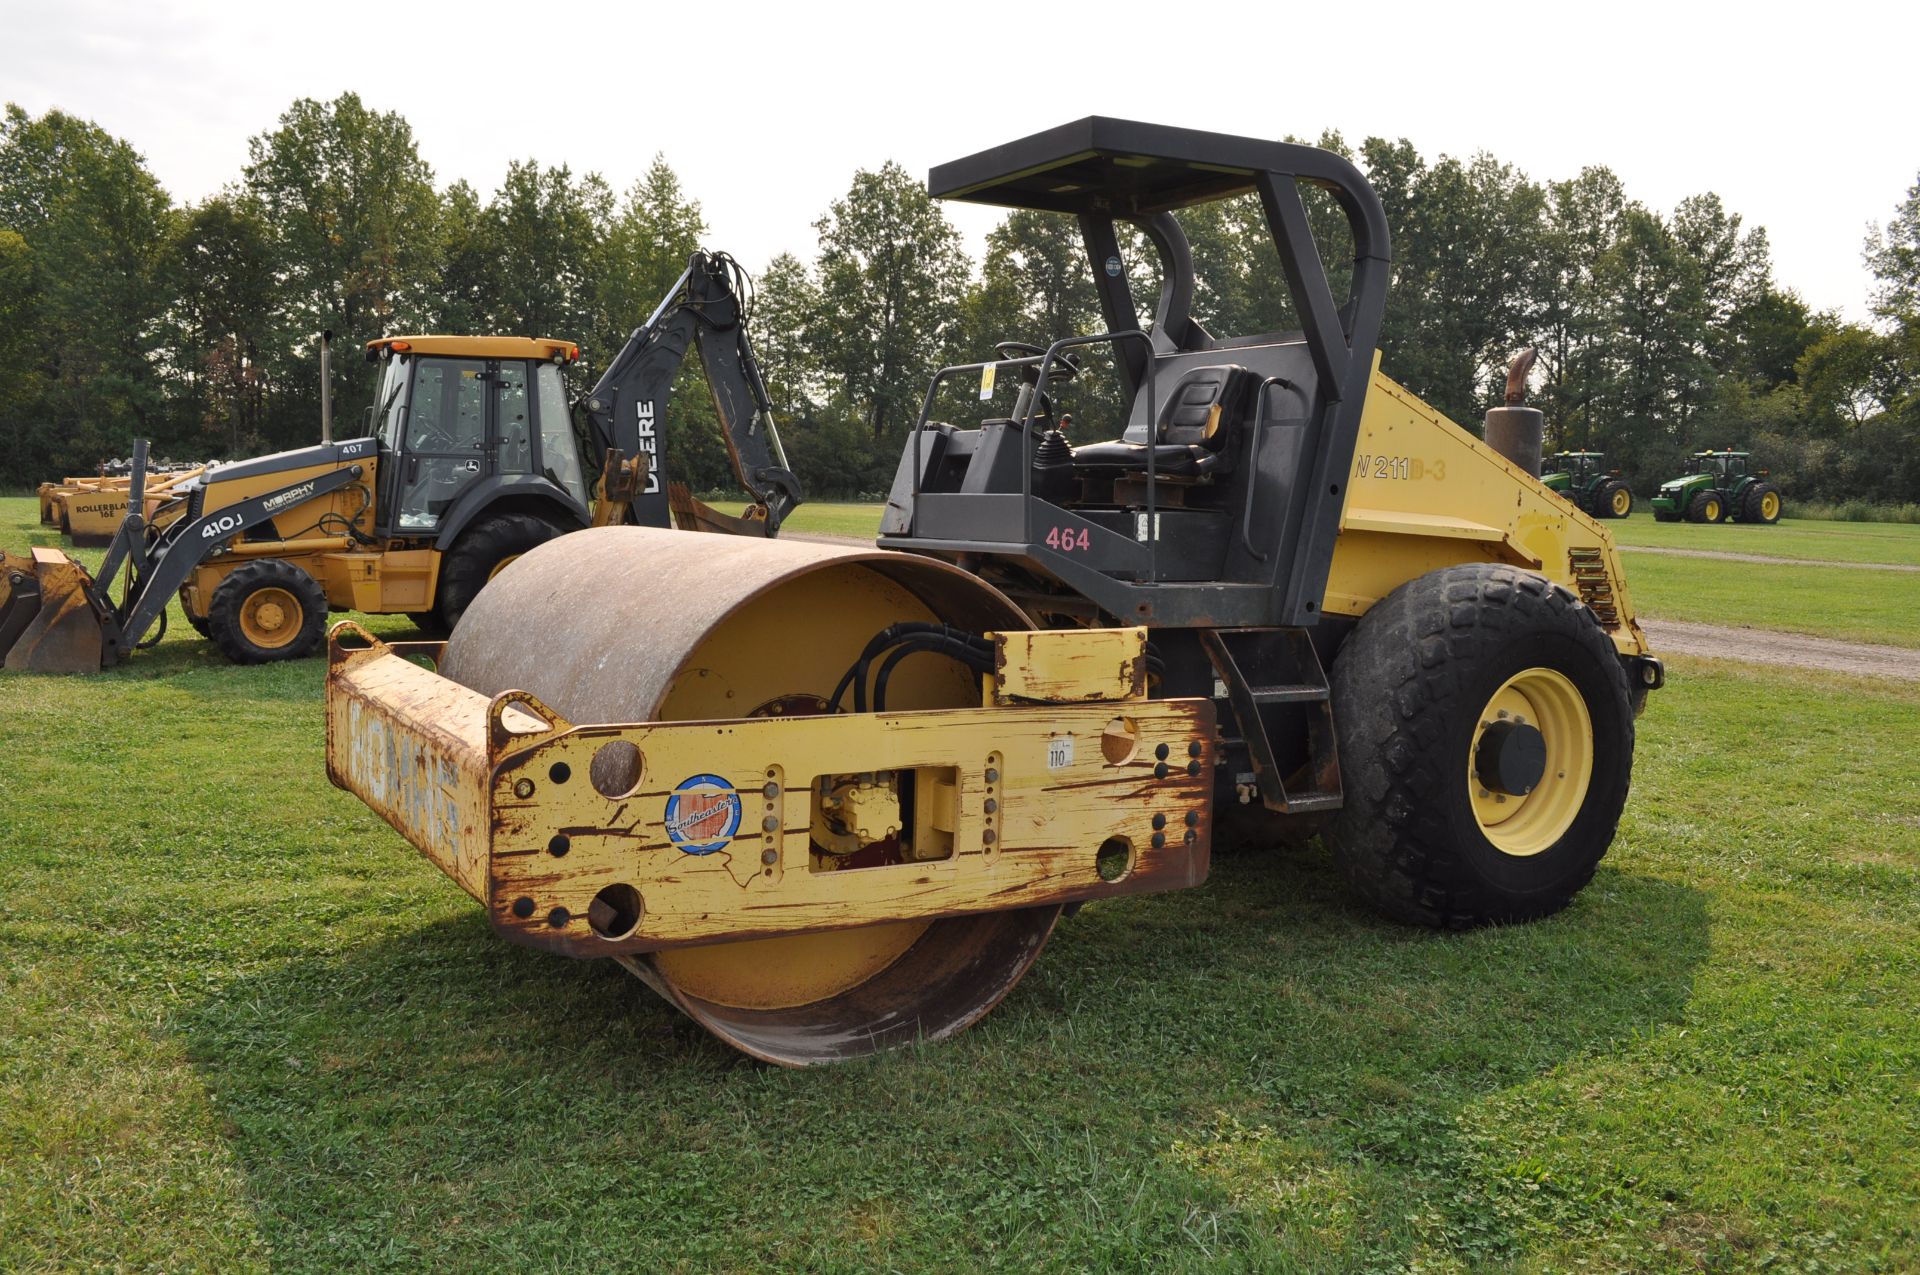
1045,525,1092,552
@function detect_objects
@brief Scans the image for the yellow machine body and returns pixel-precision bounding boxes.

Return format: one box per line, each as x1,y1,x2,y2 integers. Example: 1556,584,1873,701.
1326,366,1652,659
167,454,451,622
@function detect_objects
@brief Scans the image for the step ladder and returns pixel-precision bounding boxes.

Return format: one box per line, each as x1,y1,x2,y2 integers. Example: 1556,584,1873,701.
1199,626,1342,815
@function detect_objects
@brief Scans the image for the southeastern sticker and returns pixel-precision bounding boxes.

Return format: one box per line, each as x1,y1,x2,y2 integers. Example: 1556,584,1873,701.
663,773,742,854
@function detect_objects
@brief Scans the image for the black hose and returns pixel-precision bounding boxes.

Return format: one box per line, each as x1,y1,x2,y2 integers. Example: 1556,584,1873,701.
872,636,996,711
829,622,993,713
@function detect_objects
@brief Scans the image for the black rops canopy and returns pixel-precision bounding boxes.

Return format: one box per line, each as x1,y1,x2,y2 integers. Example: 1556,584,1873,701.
927,115,1389,260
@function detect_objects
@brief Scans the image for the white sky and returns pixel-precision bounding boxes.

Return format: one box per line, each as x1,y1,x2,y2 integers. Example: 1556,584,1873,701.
3,0,1913,322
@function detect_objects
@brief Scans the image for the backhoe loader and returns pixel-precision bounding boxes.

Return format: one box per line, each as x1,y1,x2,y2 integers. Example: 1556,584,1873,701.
325,118,1664,1066
1,251,802,672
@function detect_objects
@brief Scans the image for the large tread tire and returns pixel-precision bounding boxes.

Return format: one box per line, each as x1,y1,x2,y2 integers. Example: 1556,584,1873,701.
1324,563,1635,929
1685,489,1724,524
1601,479,1633,519
1743,481,1782,525
206,559,327,664
435,513,567,632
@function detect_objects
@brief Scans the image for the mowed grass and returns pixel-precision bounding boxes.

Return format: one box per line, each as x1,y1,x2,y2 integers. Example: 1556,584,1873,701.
2,499,1918,1269
710,498,884,540
1624,553,1920,648
1609,507,1920,567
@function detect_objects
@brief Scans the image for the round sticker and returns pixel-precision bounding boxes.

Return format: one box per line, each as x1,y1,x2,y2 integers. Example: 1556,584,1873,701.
664,773,742,854
1104,255,1123,278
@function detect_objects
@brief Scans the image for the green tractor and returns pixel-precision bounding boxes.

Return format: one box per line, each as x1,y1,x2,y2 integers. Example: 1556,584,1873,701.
1542,451,1634,518
1650,450,1783,524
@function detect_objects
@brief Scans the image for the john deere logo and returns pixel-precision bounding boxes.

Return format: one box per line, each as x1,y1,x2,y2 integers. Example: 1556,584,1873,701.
664,773,741,855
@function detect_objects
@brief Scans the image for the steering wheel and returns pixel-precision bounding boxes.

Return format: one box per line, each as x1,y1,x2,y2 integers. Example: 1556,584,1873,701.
994,341,1082,382
407,415,457,453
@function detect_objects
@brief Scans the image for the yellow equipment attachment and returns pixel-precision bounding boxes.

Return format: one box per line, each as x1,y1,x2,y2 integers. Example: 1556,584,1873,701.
325,527,1215,1065
0,547,113,673
60,467,201,546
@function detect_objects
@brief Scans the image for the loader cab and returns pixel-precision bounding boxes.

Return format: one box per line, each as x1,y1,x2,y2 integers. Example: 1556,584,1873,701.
878,117,1390,630
365,336,591,537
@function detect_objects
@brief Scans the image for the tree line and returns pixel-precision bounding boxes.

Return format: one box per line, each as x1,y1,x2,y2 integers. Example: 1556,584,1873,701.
3,94,1917,505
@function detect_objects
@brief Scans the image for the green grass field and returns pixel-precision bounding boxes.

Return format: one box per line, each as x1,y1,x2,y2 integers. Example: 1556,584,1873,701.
2,496,1918,1269
1608,508,1920,567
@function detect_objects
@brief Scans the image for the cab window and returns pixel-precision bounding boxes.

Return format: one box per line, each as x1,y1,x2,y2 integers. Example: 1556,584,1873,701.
408,359,488,452
495,362,532,475
535,363,588,507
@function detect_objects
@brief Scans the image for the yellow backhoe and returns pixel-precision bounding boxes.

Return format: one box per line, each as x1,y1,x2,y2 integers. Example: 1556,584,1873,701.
2,252,800,672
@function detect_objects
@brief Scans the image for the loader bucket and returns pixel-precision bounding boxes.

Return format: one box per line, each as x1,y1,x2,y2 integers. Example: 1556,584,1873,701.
0,548,108,673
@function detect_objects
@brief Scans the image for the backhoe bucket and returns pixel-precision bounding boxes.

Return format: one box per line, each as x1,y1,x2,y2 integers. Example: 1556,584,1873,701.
0,547,109,673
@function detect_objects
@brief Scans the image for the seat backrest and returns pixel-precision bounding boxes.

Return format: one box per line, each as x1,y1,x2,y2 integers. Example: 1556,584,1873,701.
1157,365,1250,451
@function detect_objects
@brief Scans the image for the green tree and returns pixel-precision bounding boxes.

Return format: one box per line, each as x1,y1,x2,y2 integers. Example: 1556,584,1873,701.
1532,167,1629,450
165,196,276,456
751,251,821,421
476,160,612,342
1865,171,1920,326
0,104,174,482
593,155,706,364
433,179,493,336
808,161,969,443
242,92,441,440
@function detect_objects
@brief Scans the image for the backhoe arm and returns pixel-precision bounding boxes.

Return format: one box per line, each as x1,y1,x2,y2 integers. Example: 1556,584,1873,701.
578,251,804,535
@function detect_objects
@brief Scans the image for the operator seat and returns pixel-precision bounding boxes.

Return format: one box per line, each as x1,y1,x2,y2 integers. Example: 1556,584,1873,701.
1071,364,1252,477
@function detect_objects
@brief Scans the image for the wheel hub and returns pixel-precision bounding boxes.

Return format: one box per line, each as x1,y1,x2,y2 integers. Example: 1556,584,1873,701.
1466,667,1596,856
1474,719,1547,796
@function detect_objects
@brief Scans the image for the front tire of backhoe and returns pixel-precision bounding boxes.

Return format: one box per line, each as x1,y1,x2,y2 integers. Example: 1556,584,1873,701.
435,513,566,631
1324,563,1634,929
206,559,327,664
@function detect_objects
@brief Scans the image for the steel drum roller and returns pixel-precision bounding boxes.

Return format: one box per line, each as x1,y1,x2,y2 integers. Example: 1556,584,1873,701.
442,526,1062,1065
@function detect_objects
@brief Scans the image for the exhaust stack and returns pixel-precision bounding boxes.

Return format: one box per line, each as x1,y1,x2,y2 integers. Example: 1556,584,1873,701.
1484,348,1543,477
318,330,334,444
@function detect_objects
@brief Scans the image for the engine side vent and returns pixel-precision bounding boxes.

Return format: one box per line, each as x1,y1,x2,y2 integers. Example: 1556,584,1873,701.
1568,547,1619,627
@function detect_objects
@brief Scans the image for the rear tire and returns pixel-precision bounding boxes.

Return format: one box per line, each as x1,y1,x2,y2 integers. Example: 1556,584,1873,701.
206,559,327,664
435,513,567,631
1324,563,1634,928
1743,482,1782,524
1686,490,1725,524
1601,480,1633,518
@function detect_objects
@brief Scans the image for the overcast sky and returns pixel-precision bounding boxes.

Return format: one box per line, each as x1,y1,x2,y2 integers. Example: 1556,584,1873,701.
3,0,1913,322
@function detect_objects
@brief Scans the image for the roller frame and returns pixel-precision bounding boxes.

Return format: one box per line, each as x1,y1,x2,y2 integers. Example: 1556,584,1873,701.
325,624,1215,959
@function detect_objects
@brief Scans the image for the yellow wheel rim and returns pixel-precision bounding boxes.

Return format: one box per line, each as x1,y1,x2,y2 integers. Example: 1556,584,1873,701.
1704,497,1720,521
239,587,302,648
487,553,522,582
1761,491,1780,520
1467,667,1594,856
1611,487,1630,515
